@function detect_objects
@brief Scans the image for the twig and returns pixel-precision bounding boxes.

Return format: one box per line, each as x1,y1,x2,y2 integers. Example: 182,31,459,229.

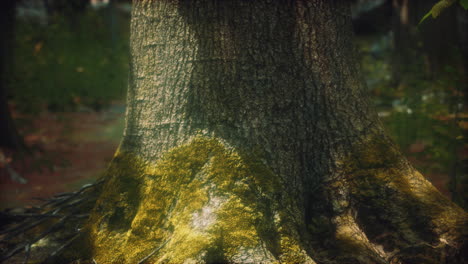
1,213,72,262
137,237,172,264
49,233,80,257
7,213,89,219
22,244,31,264
1,243,27,262
0,180,103,263
0,208,60,237
1,194,91,239
39,180,102,210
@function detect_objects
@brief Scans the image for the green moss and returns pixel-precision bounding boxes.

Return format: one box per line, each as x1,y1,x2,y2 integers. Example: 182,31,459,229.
278,236,314,264
337,134,467,256
84,136,312,263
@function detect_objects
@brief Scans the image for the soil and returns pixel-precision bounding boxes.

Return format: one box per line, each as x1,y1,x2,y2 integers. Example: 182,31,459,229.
0,104,124,210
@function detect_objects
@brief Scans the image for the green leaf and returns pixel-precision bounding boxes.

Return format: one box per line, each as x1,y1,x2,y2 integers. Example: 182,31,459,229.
460,0,468,9
419,12,433,26
419,0,458,26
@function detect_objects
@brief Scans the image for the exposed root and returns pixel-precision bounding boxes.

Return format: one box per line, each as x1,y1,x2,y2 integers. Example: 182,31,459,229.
333,212,388,264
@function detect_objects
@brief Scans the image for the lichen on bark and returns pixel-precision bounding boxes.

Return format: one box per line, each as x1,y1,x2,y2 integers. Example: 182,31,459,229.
85,136,316,263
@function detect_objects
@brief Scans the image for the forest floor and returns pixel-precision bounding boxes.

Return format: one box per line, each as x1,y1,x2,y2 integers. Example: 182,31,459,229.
0,103,125,210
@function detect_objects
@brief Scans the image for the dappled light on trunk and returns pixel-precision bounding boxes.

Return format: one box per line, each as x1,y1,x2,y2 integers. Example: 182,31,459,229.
77,1,467,263
1,1,465,263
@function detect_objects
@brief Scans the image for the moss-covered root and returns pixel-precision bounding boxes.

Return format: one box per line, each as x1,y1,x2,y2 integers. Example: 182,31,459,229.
82,137,316,263
332,212,389,264
55,135,467,263
347,136,468,264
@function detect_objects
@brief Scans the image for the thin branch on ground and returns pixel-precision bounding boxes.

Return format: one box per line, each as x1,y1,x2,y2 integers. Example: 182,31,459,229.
0,179,103,264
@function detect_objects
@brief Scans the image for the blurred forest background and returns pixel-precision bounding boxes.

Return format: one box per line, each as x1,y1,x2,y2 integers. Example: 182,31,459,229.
0,0,467,211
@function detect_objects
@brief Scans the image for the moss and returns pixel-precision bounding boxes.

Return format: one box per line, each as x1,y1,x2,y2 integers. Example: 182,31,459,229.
337,134,468,260
278,236,315,264
343,135,436,200
84,136,312,263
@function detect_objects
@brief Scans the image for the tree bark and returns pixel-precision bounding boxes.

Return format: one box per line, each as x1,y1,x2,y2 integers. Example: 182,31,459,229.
70,1,467,263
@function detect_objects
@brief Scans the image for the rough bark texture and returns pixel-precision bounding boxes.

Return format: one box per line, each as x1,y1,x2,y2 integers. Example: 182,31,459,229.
73,1,467,263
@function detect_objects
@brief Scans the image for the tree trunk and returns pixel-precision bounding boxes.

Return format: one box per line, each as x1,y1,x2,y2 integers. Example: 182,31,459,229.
72,1,467,263
0,0,25,151
391,0,414,84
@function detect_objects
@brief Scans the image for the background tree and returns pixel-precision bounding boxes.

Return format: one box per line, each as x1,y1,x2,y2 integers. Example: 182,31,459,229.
43,1,467,263
43,0,89,28
391,0,468,85
391,0,468,208
0,0,26,151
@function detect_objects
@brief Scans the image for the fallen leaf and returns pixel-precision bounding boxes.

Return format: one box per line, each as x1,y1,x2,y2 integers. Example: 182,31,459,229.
34,41,43,55
458,121,468,130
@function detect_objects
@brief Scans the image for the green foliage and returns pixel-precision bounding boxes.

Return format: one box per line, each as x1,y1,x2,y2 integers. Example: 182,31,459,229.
357,33,466,203
11,9,129,112
388,64,463,171
418,0,468,25
460,0,468,9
